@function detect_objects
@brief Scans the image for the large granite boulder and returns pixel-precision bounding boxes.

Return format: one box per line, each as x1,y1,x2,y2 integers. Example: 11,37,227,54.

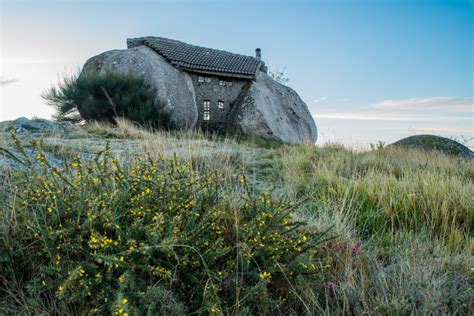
230,72,317,144
81,45,198,129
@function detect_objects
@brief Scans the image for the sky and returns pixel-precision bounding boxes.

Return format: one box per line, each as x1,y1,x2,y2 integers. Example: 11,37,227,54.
1,0,473,148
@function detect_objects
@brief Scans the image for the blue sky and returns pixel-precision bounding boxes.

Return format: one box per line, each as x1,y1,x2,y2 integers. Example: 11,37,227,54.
1,0,473,147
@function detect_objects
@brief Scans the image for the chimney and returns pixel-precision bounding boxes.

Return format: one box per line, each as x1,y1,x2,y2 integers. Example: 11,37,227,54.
255,48,261,61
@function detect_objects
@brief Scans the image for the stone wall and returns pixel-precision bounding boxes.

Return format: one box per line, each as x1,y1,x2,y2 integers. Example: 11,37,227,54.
190,73,248,131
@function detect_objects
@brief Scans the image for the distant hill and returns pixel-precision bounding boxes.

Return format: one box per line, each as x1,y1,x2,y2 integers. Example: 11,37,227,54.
391,134,473,158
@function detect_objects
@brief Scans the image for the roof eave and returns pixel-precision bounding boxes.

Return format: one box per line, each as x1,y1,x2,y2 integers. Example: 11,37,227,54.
182,68,256,80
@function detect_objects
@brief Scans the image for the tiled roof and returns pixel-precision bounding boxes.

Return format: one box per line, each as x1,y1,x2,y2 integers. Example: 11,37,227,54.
127,36,262,79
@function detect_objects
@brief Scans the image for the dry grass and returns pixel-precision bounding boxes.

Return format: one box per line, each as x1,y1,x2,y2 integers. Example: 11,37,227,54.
82,119,274,184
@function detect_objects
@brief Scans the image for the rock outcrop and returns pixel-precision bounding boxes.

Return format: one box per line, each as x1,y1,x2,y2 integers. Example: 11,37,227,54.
391,135,473,159
81,45,198,129
0,118,78,170
229,72,317,144
3,117,75,134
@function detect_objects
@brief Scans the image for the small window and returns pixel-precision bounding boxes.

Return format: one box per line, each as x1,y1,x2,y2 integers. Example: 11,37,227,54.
203,100,210,121
219,78,232,87
199,76,211,83
218,100,225,109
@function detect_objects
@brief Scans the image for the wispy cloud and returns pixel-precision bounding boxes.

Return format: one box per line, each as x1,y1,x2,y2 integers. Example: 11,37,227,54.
315,112,443,121
0,76,17,86
373,97,473,112
313,96,328,103
3,57,68,65
314,96,473,121
408,126,474,134
315,112,400,121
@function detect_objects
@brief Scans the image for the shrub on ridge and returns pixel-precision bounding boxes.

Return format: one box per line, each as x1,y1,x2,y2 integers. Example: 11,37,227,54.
42,72,170,130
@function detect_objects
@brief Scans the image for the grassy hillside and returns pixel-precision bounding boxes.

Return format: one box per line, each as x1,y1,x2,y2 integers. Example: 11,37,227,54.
1,120,472,314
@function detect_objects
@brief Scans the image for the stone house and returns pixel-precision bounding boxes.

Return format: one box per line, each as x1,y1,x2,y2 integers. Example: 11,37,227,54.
126,37,266,131
81,36,318,144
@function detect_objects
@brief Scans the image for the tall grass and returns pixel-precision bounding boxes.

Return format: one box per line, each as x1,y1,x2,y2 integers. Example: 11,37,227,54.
273,144,473,249
268,143,473,314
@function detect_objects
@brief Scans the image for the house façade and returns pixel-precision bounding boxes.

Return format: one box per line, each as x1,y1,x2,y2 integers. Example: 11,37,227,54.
127,37,267,131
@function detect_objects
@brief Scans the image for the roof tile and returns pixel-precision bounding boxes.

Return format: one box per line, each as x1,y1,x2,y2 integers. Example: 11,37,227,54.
127,36,262,78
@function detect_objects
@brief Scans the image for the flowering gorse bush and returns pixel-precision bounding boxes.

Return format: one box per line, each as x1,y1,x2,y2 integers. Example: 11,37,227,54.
0,138,331,315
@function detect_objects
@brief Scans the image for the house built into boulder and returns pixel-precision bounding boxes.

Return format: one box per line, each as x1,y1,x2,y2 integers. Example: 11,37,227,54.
126,37,267,131
81,36,318,144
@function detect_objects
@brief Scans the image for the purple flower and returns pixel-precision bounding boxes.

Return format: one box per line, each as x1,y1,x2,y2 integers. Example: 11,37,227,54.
328,281,336,292
351,240,363,256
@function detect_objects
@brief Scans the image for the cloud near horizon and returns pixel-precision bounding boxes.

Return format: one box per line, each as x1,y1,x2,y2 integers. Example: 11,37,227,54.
314,96,473,121
373,97,473,112
0,76,18,86
407,126,474,134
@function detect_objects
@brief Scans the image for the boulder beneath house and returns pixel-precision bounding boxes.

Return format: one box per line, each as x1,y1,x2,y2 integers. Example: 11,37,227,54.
230,72,317,144
81,45,198,129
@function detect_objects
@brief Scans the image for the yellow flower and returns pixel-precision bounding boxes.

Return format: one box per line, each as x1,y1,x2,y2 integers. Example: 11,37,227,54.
210,305,221,313
122,298,128,304
259,271,271,279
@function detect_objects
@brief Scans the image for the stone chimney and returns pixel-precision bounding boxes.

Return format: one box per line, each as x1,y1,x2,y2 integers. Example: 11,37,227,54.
255,48,261,61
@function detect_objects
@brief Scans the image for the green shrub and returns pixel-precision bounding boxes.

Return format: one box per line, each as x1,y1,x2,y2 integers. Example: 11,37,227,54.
42,72,171,130
0,139,331,315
